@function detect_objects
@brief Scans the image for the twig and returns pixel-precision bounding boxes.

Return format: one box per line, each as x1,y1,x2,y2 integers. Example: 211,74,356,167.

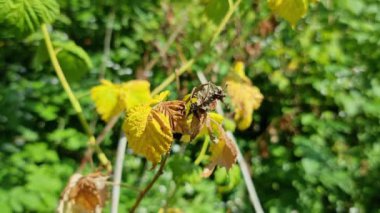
111,133,128,213
143,10,188,73
79,113,121,171
99,10,116,79
129,155,169,213
95,113,121,144
196,71,264,213
151,59,194,96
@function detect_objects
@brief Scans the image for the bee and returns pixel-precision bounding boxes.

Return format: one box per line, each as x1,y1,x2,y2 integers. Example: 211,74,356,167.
189,82,225,114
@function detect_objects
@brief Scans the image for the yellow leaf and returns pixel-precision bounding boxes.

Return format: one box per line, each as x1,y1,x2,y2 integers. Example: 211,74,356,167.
91,80,124,121
268,0,308,27
197,112,224,138
233,61,250,83
150,90,170,105
123,105,173,164
121,80,152,109
91,80,152,122
158,208,183,213
227,81,263,130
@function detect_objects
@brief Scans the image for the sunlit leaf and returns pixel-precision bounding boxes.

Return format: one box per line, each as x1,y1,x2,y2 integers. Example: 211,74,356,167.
158,207,183,213
121,80,151,109
0,0,59,36
91,80,124,122
90,80,152,121
268,0,308,27
123,105,173,164
151,90,170,105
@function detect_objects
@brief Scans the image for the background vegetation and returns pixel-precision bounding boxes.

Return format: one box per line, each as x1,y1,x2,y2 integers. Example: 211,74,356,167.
1,0,380,212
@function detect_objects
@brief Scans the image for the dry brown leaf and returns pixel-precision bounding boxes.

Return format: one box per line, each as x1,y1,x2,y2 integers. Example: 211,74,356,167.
57,173,109,213
154,101,189,135
189,112,207,140
202,132,238,178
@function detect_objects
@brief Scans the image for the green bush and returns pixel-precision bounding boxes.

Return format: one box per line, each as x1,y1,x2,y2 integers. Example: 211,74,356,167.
0,0,379,212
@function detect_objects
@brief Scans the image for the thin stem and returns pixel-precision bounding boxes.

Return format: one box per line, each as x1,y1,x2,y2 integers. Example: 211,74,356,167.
99,10,116,79
41,24,91,136
79,113,121,171
210,0,242,44
129,155,169,213
143,9,188,73
151,59,194,96
196,71,264,213
41,24,111,172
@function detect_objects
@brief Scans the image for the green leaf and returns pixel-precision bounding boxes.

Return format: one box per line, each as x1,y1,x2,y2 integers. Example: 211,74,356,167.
205,0,229,25
54,41,93,83
0,0,59,36
168,155,201,184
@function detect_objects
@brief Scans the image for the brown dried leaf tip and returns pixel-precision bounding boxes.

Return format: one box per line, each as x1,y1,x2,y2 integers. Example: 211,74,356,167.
57,173,109,213
154,100,189,136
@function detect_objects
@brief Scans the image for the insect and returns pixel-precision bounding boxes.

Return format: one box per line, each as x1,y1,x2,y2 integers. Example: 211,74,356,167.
189,82,226,114
187,82,226,140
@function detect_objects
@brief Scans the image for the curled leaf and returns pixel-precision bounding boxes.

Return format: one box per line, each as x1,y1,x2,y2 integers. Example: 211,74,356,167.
57,173,109,213
202,131,237,178
189,112,208,140
225,62,263,130
123,105,173,164
154,100,189,135
197,112,224,140
90,80,152,121
268,0,308,27
227,81,263,130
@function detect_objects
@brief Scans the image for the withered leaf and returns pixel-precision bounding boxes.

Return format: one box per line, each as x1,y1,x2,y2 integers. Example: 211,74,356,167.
57,173,109,213
189,112,207,140
154,101,190,135
202,131,238,178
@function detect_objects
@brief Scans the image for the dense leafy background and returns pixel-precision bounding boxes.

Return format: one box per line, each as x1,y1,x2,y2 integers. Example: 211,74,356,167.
1,0,380,212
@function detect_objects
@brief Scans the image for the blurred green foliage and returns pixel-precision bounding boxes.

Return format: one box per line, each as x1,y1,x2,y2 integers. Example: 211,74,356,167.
1,0,380,212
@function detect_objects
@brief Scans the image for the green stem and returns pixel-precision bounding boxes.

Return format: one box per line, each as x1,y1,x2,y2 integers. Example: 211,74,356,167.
41,24,111,172
41,24,91,136
151,59,194,96
194,136,210,165
211,0,242,44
